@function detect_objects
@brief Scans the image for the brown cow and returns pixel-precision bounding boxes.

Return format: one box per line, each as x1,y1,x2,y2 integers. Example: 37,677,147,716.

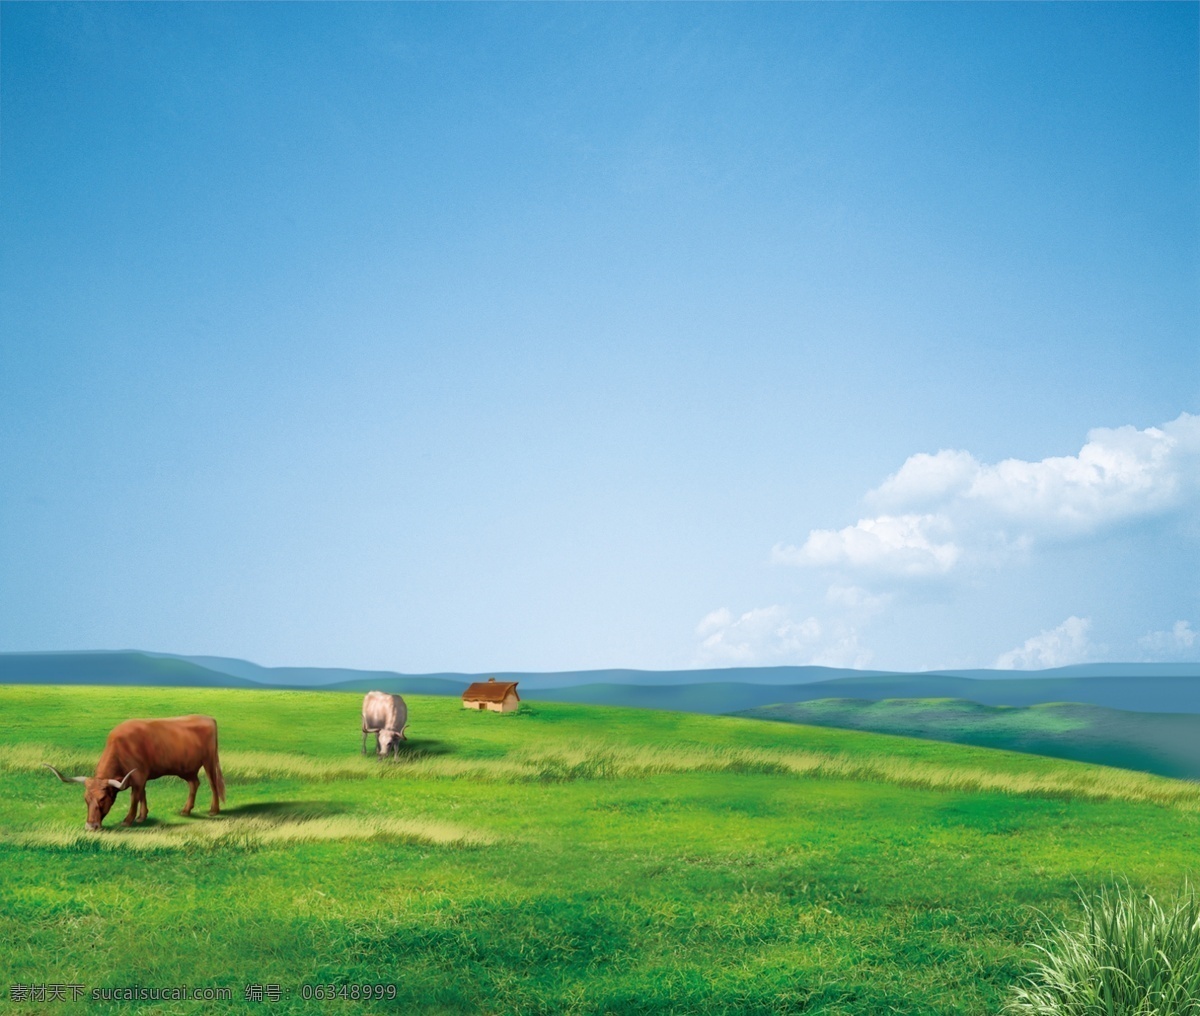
44,715,225,830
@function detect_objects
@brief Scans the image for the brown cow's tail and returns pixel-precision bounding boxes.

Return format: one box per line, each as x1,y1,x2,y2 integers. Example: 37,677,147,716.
212,722,227,804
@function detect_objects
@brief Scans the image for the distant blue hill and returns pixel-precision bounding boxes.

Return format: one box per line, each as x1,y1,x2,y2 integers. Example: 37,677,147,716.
147,652,465,690
0,651,470,697
137,652,1200,691
924,662,1200,681
0,651,261,689
149,654,899,689
0,651,1197,714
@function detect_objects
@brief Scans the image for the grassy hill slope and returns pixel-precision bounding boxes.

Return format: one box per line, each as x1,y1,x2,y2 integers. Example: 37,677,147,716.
739,698,1200,780
2,684,1198,1014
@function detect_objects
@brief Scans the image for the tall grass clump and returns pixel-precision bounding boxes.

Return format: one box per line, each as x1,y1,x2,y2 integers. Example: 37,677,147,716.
1004,882,1200,1016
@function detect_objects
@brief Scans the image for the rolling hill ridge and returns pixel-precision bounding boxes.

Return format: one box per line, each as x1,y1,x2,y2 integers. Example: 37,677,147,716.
2,651,1199,715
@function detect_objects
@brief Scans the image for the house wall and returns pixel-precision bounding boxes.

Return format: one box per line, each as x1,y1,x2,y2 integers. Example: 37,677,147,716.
462,693,520,713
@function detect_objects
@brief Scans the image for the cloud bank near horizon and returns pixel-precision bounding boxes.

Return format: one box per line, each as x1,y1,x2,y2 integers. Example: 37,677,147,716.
1138,620,1197,661
700,413,1198,669
774,412,1199,581
994,615,1098,670
694,605,872,670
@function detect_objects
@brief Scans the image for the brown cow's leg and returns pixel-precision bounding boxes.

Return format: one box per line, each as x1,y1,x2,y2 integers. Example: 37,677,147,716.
136,786,149,823
205,764,221,815
181,776,199,816
122,792,138,826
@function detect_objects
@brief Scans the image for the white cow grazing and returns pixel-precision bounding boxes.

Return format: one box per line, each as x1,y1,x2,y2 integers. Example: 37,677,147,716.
361,691,408,757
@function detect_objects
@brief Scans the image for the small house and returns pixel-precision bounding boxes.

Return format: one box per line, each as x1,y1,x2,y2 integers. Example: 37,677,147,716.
462,677,520,713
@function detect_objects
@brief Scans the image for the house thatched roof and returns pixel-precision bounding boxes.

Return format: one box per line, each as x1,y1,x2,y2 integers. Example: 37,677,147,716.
462,677,520,703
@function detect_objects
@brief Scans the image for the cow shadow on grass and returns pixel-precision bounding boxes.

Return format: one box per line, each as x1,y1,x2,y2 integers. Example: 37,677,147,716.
110,815,166,829
89,799,351,835
129,801,344,837
217,800,348,819
373,737,454,760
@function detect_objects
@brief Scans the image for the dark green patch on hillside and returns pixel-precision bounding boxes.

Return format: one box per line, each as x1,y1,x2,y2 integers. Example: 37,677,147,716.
739,698,1200,780
529,674,1200,716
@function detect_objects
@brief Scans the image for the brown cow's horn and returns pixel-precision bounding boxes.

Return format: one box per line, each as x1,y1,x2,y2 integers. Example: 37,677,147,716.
42,764,87,785
107,769,137,791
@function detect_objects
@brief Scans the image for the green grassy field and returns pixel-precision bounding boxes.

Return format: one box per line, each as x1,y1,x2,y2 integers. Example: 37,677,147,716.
739,698,1200,780
2,685,1197,1015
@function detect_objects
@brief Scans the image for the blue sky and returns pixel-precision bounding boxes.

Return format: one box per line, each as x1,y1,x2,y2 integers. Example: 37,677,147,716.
2,3,1197,673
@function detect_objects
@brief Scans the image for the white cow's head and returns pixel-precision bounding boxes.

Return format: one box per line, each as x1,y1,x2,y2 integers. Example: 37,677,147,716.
378,728,405,757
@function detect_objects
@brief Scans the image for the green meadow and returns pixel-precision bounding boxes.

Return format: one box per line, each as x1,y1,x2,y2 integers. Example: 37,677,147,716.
1,685,1197,1015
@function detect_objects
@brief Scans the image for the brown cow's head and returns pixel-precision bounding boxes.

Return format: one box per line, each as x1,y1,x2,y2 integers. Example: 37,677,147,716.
43,765,137,830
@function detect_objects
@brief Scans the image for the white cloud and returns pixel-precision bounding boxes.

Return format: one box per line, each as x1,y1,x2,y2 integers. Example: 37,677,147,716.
694,605,872,669
774,513,960,577
806,632,872,669
873,414,1199,529
871,449,979,509
994,616,1096,670
1138,620,1198,660
695,607,734,640
778,412,1199,580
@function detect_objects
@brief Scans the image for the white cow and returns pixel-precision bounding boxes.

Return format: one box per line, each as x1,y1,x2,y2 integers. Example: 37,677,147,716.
361,691,408,757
